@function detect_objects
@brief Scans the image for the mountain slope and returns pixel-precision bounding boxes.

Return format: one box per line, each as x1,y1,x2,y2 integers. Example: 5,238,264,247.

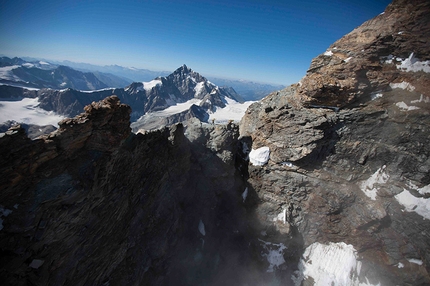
240,0,430,284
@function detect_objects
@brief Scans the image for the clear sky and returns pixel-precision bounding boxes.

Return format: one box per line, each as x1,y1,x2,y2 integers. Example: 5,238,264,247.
0,0,391,85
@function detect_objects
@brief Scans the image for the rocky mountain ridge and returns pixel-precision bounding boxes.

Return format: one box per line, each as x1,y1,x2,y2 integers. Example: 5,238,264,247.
1,0,429,285
239,0,430,284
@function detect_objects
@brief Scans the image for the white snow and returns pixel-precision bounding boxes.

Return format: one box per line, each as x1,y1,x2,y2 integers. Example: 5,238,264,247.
395,101,420,111
292,242,378,286
417,184,430,195
390,81,415,91
22,63,35,68
39,61,49,65
0,83,40,91
411,94,430,104
396,53,430,73
324,50,333,56
142,79,162,92
359,165,389,200
0,97,65,127
281,161,294,168
194,81,205,96
259,239,287,272
249,146,270,166
273,209,287,224
208,97,254,123
397,262,404,268
344,57,353,63
370,93,383,100
198,219,206,236
149,98,201,117
242,187,248,203
395,190,430,219
0,65,21,81
408,258,423,265
80,87,115,93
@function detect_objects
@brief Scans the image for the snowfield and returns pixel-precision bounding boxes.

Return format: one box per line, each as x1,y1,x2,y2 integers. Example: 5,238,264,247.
0,97,64,127
292,242,380,286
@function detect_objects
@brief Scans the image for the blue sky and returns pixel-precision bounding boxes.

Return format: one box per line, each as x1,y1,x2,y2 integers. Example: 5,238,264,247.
0,0,391,85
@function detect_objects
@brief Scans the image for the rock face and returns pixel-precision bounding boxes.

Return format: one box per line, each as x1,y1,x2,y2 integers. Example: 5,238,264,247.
1,1,430,285
0,96,268,285
240,0,430,284
296,0,430,108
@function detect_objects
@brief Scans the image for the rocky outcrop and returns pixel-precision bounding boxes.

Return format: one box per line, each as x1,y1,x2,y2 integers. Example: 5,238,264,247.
239,0,430,284
296,0,430,108
0,96,275,285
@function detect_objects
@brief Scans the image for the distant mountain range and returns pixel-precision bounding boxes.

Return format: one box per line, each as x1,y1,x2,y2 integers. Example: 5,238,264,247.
0,56,131,90
16,56,284,101
0,64,254,132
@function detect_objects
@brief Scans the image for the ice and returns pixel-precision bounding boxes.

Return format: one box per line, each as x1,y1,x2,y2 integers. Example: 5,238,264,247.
142,79,162,92
259,239,287,272
395,190,430,219
292,242,378,286
396,53,430,73
208,97,254,123
198,220,206,236
0,97,64,127
359,165,389,200
390,81,415,91
249,146,270,166
242,187,248,203
395,101,420,111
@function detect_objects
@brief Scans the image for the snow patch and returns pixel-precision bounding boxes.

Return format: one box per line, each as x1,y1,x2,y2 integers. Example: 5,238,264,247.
242,187,248,203
249,146,270,166
0,65,21,81
292,242,377,286
198,220,206,236
397,262,404,268
208,97,254,124
273,209,287,224
0,97,65,126
359,165,389,200
370,92,383,100
324,50,333,56
194,81,205,96
344,57,353,63
259,239,287,272
395,190,430,219
142,79,162,92
408,258,423,265
396,53,430,73
390,81,415,91
411,94,430,104
395,102,420,111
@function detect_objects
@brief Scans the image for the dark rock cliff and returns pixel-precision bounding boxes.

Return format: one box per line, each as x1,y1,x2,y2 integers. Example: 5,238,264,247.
0,96,269,285
1,0,430,285
239,0,430,284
